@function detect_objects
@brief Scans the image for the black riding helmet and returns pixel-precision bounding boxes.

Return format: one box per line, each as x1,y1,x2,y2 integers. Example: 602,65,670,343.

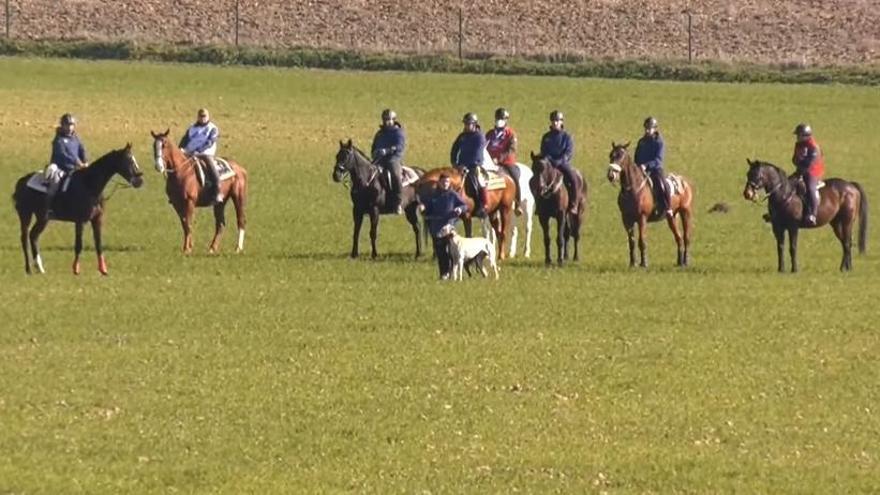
644,116,659,129
549,110,564,122
381,109,397,122
793,123,812,136
462,112,478,125
494,108,510,120
60,113,77,126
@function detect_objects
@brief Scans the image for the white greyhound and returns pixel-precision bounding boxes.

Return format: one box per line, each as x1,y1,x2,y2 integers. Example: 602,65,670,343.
442,224,500,281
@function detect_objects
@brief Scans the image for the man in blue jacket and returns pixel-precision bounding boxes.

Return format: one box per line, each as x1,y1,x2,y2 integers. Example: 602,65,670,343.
634,116,670,218
450,112,488,218
44,113,88,214
540,110,578,214
420,174,467,280
371,109,406,214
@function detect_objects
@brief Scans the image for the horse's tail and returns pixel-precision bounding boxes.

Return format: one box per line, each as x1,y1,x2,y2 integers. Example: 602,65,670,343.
853,181,868,254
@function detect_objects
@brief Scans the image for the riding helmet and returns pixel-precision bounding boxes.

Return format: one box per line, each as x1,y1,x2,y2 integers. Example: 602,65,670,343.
494,107,510,120
381,109,397,122
60,113,77,126
793,123,812,136
462,112,478,124
549,110,564,122
643,116,659,129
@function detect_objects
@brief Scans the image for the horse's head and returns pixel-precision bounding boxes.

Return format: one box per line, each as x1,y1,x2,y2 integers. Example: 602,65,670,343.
530,151,559,197
333,139,355,182
743,158,776,201
116,143,144,188
606,141,631,184
151,129,178,174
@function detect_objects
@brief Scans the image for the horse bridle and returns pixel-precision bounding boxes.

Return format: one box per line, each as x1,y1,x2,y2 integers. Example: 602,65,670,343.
610,157,649,195
336,147,380,187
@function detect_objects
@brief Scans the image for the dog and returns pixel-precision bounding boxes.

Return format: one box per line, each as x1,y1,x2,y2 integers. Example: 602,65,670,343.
445,227,500,281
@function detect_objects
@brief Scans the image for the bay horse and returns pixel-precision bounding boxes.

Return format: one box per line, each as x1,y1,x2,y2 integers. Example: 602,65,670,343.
151,130,248,254
12,143,144,275
414,166,516,259
606,142,694,267
743,159,868,272
529,152,588,266
332,139,425,259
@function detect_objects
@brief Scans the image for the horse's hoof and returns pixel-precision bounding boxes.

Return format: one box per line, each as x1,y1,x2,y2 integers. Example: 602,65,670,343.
73,262,81,275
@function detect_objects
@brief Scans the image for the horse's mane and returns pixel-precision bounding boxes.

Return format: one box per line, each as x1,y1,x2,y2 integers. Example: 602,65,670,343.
79,147,124,177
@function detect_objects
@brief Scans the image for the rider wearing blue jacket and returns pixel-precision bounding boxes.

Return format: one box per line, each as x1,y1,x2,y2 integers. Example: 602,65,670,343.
421,174,467,280
634,116,670,217
43,113,88,214
371,109,406,213
450,112,488,218
540,110,578,214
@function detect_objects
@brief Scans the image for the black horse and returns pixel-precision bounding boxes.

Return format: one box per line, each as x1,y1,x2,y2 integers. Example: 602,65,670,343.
743,159,868,272
332,139,425,259
529,152,587,266
12,144,144,275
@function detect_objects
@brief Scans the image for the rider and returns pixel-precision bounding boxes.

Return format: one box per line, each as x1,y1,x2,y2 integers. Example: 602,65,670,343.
371,108,406,214
179,108,223,204
420,173,467,280
485,107,522,215
635,116,671,218
44,113,88,213
450,112,488,218
792,123,825,226
539,110,578,214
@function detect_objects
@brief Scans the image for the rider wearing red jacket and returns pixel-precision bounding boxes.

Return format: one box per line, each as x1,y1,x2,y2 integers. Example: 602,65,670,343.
485,107,522,213
792,123,825,226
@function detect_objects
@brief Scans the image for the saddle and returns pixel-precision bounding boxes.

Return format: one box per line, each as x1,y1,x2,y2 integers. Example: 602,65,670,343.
645,172,684,197
471,167,507,191
378,165,419,191
26,171,72,194
194,156,235,186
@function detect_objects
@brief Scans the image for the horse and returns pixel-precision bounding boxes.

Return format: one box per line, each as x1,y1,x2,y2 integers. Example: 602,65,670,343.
483,160,535,259
414,163,516,260
332,139,425,259
151,130,248,254
743,159,868,272
12,144,144,275
606,142,694,267
529,152,588,266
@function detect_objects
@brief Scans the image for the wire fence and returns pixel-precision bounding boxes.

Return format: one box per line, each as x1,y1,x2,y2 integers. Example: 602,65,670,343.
1,0,877,66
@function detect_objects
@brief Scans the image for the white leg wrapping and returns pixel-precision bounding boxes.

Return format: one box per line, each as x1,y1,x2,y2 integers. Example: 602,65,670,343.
237,229,245,251
35,254,45,274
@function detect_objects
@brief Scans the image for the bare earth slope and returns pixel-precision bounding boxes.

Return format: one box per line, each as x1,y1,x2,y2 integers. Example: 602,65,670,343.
4,0,878,65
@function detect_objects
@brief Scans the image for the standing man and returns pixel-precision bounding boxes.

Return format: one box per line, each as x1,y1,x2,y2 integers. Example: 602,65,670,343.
635,116,671,218
486,107,522,214
451,112,488,218
421,173,467,280
371,108,406,214
180,108,223,204
792,123,825,226
539,110,578,214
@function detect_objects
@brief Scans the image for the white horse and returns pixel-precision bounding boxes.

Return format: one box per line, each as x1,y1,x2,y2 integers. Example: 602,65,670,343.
480,148,534,258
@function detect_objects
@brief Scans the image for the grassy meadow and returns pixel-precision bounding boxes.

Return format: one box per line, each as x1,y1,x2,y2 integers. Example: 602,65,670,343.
0,57,878,493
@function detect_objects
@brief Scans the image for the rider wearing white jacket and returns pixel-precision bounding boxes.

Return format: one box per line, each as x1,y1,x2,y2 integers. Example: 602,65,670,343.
180,108,223,204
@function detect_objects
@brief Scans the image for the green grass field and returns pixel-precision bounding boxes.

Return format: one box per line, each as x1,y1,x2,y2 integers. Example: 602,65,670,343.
0,57,878,493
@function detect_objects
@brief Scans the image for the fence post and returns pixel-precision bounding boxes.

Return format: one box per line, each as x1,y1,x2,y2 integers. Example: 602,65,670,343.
5,0,10,39
234,0,240,47
458,7,463,60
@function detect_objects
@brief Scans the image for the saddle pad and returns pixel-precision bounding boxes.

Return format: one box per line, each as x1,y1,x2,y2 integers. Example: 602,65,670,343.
477,169,508,191
196,157,235,186
26,172,72,194
400,166,419,187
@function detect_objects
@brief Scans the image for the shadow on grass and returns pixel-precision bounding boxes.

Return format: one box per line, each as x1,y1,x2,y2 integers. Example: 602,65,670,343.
0,244,146,253
269,251,424,264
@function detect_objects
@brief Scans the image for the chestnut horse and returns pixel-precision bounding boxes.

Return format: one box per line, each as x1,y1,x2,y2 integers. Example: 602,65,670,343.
606,142,694,267
151,130,248,254
743,159,868,272
415,167,516,259
12,144,144,275
529,152,587,266
332,139,425,259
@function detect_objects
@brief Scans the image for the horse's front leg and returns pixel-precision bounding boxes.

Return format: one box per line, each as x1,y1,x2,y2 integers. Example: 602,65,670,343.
208,202,227,254
788,227,799,273
772,223,786,273
539,215,552,266
369,207,380,259
556,213,566,266
29,216,50,274
179,202,195,254
637,217,648,268
73,221,84,275
351,206,364,258
91,213,107,275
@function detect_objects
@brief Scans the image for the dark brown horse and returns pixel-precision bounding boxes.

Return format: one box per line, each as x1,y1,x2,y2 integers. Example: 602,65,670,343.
12,144,144,275
415,167,516,259
529,152,587,266
743,159,868,272
332,140,425,259
151,130,248,254
606,142,694,267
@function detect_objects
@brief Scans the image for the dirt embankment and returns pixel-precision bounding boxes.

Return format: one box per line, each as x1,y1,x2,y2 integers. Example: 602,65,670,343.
4,0,878,65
